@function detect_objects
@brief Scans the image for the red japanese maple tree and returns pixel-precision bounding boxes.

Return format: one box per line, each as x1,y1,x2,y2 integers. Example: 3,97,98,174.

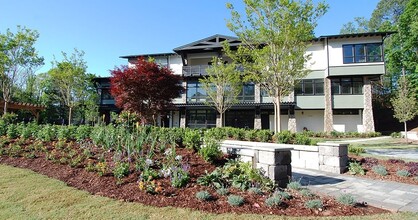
110,57,183,125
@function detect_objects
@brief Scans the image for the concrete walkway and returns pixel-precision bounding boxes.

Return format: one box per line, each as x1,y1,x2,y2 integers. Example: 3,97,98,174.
293,168,418,212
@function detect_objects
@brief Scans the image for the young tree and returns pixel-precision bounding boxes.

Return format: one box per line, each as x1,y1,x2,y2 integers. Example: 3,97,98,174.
391,73,417,142
200,57,243,127
0,26,44,115
48,49,95,125
110,57,183,125
225,0,328,132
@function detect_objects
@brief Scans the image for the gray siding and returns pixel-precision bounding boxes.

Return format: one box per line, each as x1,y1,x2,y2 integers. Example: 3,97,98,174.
329,64,384,76
332,95,363,108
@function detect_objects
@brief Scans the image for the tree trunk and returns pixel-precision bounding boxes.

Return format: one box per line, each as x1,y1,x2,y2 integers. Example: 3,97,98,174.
220,112,224,127
274,95,281,133
68,107,72,126
3,101,7,116
404,121,408,143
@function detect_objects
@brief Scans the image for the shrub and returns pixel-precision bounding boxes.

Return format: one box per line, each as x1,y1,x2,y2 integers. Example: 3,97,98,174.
244,129,257,141
248,187,263,195
216,187,229,196
183,129,201,151
348,161,365,175
337,193,357,206
294,133,312,145
197,169,224,189
304,199,323,209
391,132,401,138
113,162,130,179
256,129,272,142
348,145,366,156
372,165,388,176
0,119,7,136
6,124,19,139
300,189,315,197
199,139,222,163
274,130,294,144
204,128,227,141
195,191,212,201
265,196,282,207
36,125,56,142
388,159,405,164
406,162,418,176
227,195,244,206
171,168,190,188
57,126,77,140
274,191,291,200
75,125,92,141
396,169,411,177
287,181,302,190
360,157,378,168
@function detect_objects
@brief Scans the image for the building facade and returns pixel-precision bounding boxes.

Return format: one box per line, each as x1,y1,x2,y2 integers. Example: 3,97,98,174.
95,32,392,132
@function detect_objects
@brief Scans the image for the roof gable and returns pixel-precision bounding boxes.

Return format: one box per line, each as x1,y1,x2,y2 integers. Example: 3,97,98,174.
173,34,241,52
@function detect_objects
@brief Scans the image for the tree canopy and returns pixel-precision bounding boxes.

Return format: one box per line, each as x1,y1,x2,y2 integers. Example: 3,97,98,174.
225,0,328,132
110,57,183,125
0,26,44,115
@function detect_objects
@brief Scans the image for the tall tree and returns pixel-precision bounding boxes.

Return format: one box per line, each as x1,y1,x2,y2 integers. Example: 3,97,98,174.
110,57,183,125
200,57,243,127
225,0,328,132
48,49,95,125
0,26,44,115
391,74,417,142
340,17,370,34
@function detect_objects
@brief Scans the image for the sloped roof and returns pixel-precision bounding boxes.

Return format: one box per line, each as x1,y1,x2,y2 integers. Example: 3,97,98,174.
173,34,241,52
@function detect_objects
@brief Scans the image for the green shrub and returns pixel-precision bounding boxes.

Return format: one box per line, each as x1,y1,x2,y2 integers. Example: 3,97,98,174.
348,161,365,175
256,129,272,142
274,191,291,200
197,169,224,189
244,129,257,141
183,129,201,151
195,191,212,201
300,189,315,197
227,195,244,206
36,125,56,142
199,139,222,163
304,199,323,209
337,193,357,206
265,196,282,207
274,130,294,144
294,133,312,145
75,125,92,141
171,168,190,188
6,124,19,139
248,187,263,195
287,181,302,190
204,128,227,141
396,169,411,177
0,119,7,136
391,132,401,138
216,187,229,196
113,162,130,179
2,113,17,125
348,145,366,156
57,126,77,140
372,165,388,176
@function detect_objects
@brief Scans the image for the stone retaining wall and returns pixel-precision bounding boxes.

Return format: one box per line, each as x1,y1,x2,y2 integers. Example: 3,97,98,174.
220,140,293,188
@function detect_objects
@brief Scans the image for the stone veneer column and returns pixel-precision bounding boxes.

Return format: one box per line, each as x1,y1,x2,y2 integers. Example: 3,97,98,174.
180,108,186,128
254,85,262,129
324,77,333,133
254,115,262,129
363,77,375,132
181,81,187,103
254,84,261,103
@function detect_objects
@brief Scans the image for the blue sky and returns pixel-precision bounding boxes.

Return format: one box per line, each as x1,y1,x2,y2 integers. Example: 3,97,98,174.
0,0,380,77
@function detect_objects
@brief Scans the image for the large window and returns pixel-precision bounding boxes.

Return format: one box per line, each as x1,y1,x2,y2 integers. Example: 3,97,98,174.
187,80,207,102
237,83,255,101
331,77,363,95
343,43,383,64
295,79,324,95
186,109,216,128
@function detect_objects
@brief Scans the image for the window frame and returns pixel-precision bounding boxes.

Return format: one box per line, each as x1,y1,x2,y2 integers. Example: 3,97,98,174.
331,77,364,95
342,43,383,64
295,79,324,96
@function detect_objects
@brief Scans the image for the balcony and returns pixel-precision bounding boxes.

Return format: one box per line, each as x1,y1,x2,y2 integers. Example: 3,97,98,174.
182,65,209,77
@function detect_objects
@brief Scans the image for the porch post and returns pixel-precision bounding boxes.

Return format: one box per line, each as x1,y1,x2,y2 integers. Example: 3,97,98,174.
362,77,375,132
324,77,334,133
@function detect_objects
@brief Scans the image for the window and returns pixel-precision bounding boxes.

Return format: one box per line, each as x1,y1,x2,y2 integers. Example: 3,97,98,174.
331,77,363,95
101,89,113,100
237,83,255,101
333,109,359,115
186,109,216,128
295,79,324,95
343,43,383,64
187,80,207,102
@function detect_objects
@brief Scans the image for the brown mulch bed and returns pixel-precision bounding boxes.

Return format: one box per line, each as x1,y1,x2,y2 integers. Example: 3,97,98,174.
0,138,389,217
348,155,418,185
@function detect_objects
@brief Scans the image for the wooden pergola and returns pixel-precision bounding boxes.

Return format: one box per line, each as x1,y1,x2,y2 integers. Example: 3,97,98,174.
0,100,45,122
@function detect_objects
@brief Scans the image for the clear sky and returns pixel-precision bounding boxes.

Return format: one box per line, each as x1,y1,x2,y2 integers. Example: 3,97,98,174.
0,0,380,77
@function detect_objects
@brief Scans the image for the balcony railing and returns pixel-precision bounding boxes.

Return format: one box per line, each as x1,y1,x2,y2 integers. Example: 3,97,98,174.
182,65,209,77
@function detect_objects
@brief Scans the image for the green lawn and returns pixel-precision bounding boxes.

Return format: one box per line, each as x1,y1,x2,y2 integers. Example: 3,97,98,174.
0,164,417,220
348,137,418,150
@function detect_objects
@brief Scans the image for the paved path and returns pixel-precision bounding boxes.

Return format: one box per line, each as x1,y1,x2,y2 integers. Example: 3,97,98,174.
329,136,392,143
366,148,418,160
293,168,418,212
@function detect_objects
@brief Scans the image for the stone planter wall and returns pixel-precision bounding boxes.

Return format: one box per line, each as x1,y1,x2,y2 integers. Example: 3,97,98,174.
291,142,348,174
220,140,293,188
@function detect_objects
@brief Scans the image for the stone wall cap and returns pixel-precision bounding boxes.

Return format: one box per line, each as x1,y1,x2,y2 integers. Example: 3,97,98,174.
317,142,348,147
221,140,293,151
